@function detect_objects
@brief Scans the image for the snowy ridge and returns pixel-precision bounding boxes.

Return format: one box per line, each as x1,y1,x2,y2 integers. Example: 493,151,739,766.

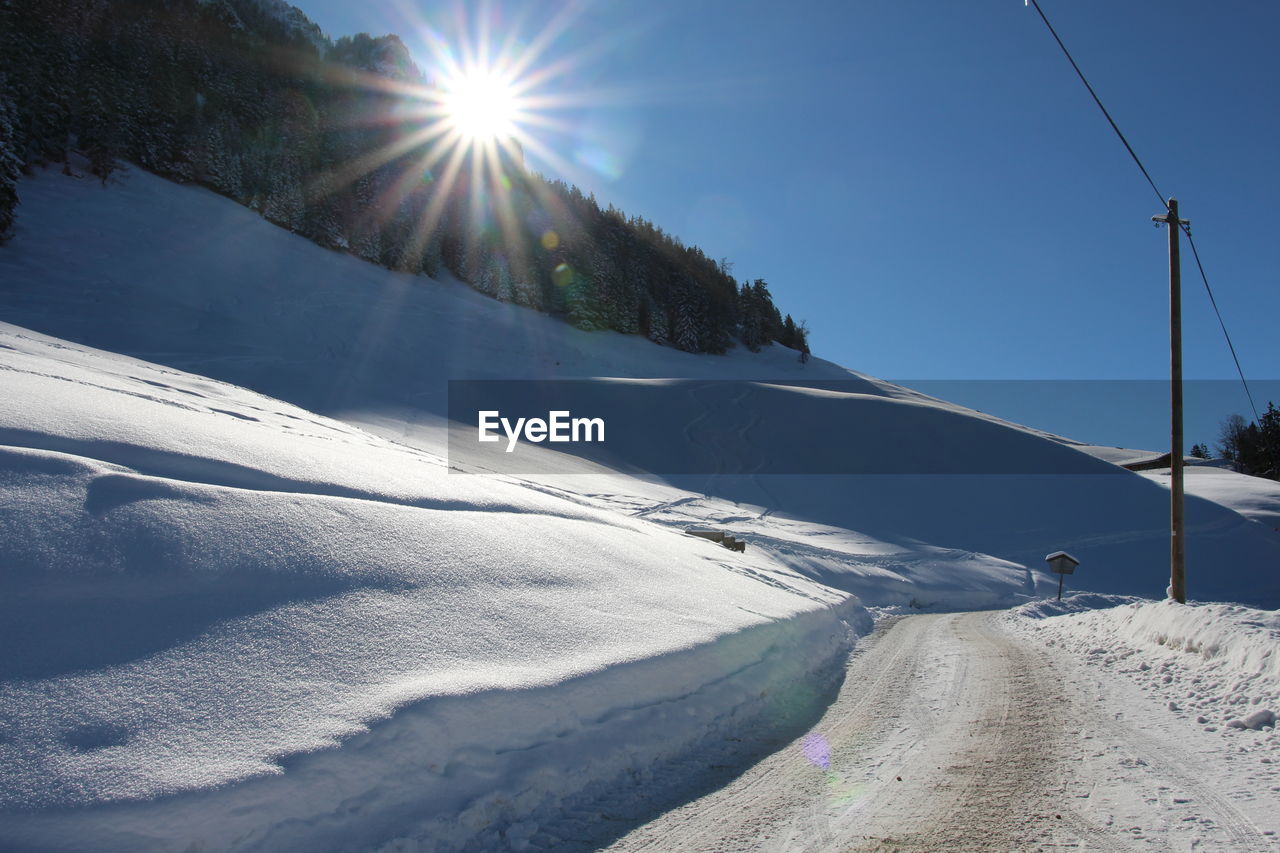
1009,595,1280,734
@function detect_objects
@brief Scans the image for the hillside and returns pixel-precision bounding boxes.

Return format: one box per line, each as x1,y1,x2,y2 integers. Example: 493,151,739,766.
3,163,1277,602
0,0,806,357
1,163,1278,850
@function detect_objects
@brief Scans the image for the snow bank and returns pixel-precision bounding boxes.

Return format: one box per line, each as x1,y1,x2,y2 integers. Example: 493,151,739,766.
1010,595,1280,736
0,325,868,849
2,595,862,852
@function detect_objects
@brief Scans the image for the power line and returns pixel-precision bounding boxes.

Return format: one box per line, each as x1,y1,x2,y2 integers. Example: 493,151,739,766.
1183,230,1262,427
1025,0,1264,430
1024,0,1166,210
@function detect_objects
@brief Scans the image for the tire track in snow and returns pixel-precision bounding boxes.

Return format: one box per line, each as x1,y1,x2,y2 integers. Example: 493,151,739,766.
1067,678,1276,852
598,615,929,852
600,612,1267,852
836,613,1077,851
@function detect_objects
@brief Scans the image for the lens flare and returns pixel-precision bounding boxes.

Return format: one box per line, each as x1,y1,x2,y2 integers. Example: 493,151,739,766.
441,67,518,143
801,732,832,770
298,0,662,311
798,730,869,809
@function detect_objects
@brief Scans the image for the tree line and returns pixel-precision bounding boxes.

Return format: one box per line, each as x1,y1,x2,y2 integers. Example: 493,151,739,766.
0,0,810,359
1193,402,1280,481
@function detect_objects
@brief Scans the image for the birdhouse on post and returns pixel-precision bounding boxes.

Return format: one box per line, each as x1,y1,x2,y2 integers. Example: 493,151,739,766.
1045,551,1079,601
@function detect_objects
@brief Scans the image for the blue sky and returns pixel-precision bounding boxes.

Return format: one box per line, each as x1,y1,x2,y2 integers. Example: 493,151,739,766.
291,0,1277,450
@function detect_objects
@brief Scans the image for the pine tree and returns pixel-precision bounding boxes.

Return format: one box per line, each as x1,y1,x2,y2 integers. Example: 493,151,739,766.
0,77,20,243
1257,403,1280,479
739,282,764,351
780,314,798,349
645,299,670,346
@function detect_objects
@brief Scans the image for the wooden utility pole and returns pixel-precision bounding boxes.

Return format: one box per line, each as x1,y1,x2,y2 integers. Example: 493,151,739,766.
1153,198,1190,603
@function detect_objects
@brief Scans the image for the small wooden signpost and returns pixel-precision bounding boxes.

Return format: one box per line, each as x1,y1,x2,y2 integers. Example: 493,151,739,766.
1045,551,1079,601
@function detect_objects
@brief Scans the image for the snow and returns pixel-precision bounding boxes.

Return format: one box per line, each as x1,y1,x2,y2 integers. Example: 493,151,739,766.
1,162,1279,848
0,324,872,850
1230,709,1277,731
1005,596,1280,845
1143,464,1280,531
1010,594,1280,738
1069,444,1168,465
599,609,1280,850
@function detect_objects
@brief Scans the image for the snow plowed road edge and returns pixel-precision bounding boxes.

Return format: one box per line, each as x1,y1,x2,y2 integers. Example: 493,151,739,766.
601,611,1276,852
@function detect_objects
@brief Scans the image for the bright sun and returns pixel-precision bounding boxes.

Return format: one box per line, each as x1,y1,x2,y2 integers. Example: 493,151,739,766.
443,69,518,143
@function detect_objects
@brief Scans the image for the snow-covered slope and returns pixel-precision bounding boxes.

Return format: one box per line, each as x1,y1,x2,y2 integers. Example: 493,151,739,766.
1,164,1278,850
3,164,1277,605
1143,464,1280,531
0,324,866,851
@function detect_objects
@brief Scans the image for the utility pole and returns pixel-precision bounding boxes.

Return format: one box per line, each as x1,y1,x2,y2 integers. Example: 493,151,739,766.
1153,198,1190,603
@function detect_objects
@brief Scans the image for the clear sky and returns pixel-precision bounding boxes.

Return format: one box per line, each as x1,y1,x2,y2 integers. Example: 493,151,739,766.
289,0,1277,450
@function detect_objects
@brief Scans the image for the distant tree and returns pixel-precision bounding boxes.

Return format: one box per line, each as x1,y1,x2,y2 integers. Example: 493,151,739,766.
1217,414,1249,471
1215,405,1280,480
739,280,772,352
1259,403,1280,479
1189,443,1209,460
780,314,798,349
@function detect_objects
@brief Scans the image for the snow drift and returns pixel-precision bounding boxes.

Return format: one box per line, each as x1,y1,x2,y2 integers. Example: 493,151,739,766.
1011,595,1280,735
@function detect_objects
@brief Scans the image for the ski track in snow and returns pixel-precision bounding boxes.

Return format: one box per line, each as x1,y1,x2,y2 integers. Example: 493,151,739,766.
598,612,1280,853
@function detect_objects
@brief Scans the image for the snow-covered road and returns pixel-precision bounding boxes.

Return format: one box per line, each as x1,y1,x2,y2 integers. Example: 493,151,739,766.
601,612,1280,852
